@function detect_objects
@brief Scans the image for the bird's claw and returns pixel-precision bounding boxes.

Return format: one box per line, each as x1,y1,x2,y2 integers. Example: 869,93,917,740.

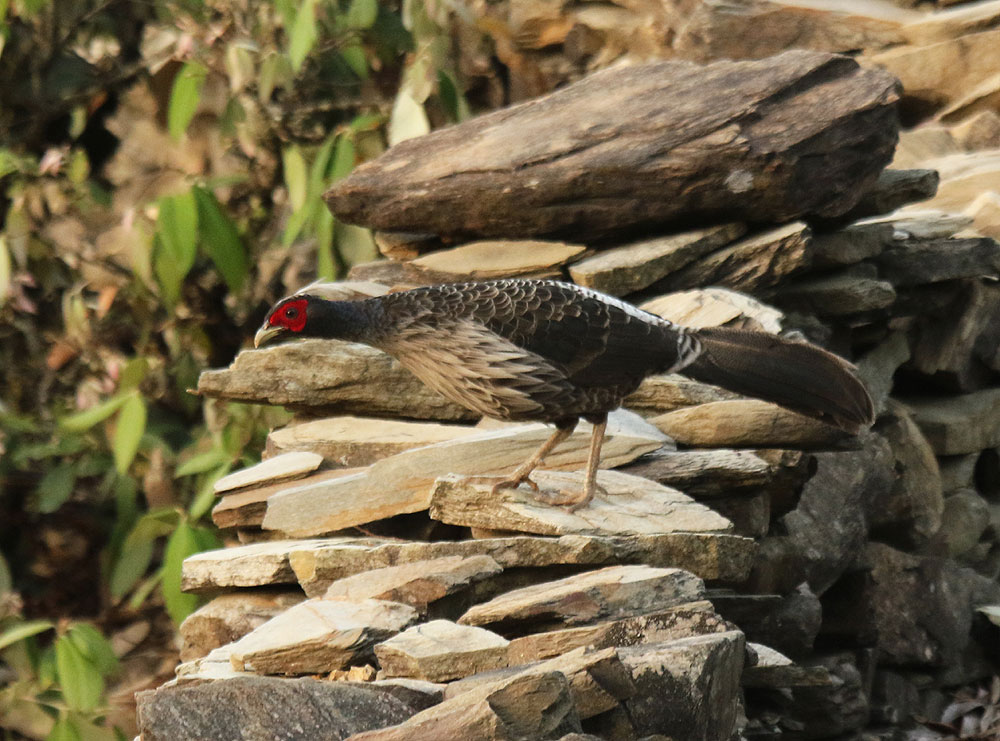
490,476,540,497
530,483,608,512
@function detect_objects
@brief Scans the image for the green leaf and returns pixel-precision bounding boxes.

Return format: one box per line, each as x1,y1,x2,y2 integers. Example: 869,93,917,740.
288,0,318,73
55,635,103,712
67,624,118,676
60,395,128,433
162,522,201,624
0,551,11,594
128,569,163,610
388,87,430,146
316,207,336,280
154,190,199,306
337,223,377,267
109,512,176,599
437,69,469,122
258,52,293,102
47,717,82,741
339,45,369,79
0,620,54,651
193,186,248,293
118,357,149,391
113,394,146,474
0,235,11,308
346,0,377,29
309,134,338,197
282,145,308,212
188,462,230,521
35,463,76,514
175,448,229,478
168,61,208,140
329,135,356,181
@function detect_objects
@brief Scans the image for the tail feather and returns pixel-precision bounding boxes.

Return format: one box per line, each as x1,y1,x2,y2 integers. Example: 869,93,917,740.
683,327,875,433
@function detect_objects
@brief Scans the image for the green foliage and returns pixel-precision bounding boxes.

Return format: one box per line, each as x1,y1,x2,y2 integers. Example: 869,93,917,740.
168,62,208,141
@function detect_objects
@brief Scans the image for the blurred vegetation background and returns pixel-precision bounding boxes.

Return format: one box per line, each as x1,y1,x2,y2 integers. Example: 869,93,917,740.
0,0,485,737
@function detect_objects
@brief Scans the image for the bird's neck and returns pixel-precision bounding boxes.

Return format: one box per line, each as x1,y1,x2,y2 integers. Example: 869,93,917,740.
306,299,381,343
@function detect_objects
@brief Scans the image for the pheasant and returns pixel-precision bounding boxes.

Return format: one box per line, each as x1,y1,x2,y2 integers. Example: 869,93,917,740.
254,279,875,510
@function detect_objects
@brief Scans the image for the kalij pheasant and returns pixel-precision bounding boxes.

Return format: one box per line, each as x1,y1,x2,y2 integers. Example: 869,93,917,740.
255,279,875,510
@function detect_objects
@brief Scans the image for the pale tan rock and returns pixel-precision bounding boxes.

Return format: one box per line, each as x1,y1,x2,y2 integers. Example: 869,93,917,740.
265,416,476,467
261,422,663,537
867,30,1000,112
429,469,733,537
950,110,1000,150
624,373,740,414
411,240,586,278
651,400,846,448
375,620,510,682
374,231,443,260
965,190,1000,240
937,73,1000,125
568,224,745,296
654,222,812,293
179,592,304,662
211,469,361,530
320,554,502,604
214,452,323,494
619,448,774,496
197,340,474,421
506,600,732,664
905,389,1000,455
228,598,418,675
743,643,832,688
459,565,704,633
639,287,784,333
348,671,581,740
172,645,247,685
443,646,635,720
674,0,912,63
891,126,960,169
902,0,1000,46
183,532,757,594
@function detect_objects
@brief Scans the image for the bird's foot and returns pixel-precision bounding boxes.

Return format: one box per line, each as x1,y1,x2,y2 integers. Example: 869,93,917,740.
489,475,540,497
530,483,608,512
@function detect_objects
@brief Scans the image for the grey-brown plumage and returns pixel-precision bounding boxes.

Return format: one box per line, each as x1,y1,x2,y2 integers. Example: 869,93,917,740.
255,279,875,510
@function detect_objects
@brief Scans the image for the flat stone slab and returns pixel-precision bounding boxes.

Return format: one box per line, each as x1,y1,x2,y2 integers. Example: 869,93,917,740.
458,565,705,634
625,373,740,414
374,620,510,682
212,469,359,530
214,452,323,494
619,448,777,497
651,399,847,448
639,286,785,333
261,421,663,537
568,224,745,296
136,676,418,741
197,340,474,421
349,671,581,740
429,469,733,536
905,388,1000,454
411,239,586,279
179,592,304,662
320,554,502,604
227,599,418,674
265,416,476,467
874,236,1000,286
182,532,757,595
743,643,832,688
506,600,733,664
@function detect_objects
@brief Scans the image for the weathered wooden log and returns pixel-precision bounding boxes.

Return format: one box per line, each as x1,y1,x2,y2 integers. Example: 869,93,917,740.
325,51,899,242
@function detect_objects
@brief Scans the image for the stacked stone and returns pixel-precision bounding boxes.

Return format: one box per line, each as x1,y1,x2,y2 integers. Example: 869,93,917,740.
136,50,1000,741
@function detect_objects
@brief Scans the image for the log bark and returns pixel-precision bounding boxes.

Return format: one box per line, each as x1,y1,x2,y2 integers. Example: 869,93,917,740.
325,51,899,242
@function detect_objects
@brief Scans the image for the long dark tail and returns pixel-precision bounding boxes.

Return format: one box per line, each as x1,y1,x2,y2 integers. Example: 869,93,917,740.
682,327,876,433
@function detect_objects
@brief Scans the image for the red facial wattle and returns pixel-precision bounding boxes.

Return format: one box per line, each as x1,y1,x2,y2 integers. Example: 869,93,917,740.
269,298,307,333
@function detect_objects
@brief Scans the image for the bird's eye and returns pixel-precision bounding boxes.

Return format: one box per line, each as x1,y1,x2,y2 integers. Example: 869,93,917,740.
285,307,298,319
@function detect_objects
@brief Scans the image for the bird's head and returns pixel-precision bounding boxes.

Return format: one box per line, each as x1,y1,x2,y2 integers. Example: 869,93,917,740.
254,296,312,348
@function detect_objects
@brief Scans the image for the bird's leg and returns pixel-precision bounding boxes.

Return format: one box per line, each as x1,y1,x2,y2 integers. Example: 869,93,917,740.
532,414,608,511
490,418,577,496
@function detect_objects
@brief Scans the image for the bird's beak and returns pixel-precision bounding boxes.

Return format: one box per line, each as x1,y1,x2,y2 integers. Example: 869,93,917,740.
254,324,285,348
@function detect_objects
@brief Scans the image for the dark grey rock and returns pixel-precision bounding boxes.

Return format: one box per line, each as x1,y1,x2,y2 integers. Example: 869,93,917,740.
711,583,822,658
135,677,417,741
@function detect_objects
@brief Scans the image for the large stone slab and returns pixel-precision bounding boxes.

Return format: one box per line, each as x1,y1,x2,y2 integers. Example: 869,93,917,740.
650,399,847,448
182,532,756,595
211,469,360,530
410,239,586,279
624,374,739,414
429,469,732,537
458,565,705,634
261,421,663,536
874,236,1000,286
906,388,1000,454
326,52,898,241
349,671,581,740
227,599,418,674
374,620,510,682
320,554,502,605
640,286,785,332
179,592,304,662
568,224,745,296
506,600,733,664
197,340,474,421
618,448,774,497
265,416,476,467
136,676,418,741
743,643,832,688
774,270,896,316
654,222,813,294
